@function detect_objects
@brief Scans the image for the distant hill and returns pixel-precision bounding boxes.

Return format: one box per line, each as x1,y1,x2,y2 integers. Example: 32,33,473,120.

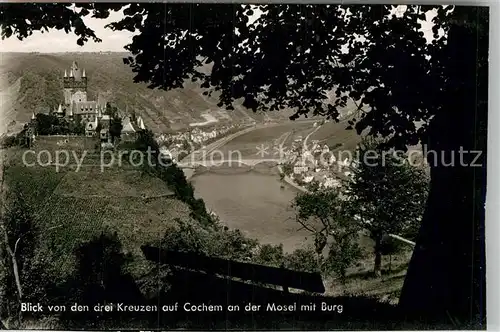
0,52,298,135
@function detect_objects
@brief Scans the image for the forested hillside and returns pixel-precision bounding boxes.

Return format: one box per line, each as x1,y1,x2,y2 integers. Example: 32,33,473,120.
1,52,296,135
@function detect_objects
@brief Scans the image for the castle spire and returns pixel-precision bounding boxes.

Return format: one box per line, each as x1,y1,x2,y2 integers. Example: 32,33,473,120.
69,69,73,78
31,112,36,120
137,116,145,130
57,104,63,113
64,70,67,78
82,69,86,77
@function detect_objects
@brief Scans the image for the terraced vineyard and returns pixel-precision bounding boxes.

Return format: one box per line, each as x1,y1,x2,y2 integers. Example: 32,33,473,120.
36,194,191,275
54,167,174,198
3,159,68,211
308,120,363,152
3,141,194,279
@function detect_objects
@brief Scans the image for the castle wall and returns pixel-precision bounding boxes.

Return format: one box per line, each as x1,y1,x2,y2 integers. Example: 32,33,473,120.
64,89,88,104
63,76,88,105
33,135,98,153
63,77,87,89
71,90,87,104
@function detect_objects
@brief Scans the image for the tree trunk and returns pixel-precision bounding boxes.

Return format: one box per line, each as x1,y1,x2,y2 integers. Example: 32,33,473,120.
2,232,23,301
9,250,23,301
374,237,382,277
399,8,487,325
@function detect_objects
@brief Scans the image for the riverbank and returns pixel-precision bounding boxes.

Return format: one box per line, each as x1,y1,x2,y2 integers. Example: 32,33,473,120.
277,165,308,193
277,168,416,247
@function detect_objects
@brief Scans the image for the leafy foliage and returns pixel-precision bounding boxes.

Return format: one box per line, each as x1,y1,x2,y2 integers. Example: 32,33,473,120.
0,2,488,323
161,218,258,261
1,4,488,149
109,118,123,143
281,162,293,176
2,4,483,149
132,130,213,224
34,113,84,136
254,244,323,274
348,137,428,239
347,137,428,275
292,187,362,281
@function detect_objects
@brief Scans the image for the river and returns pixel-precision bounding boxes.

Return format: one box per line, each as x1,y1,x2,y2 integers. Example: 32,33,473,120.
191,168,311,253
186,121,319,253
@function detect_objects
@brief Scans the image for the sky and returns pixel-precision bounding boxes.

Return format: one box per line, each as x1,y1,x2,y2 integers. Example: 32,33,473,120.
0,5,437,53
0,9,135,52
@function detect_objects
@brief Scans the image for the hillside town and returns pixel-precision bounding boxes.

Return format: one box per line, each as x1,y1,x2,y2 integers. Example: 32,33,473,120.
280,135,356,190
155,124,247,162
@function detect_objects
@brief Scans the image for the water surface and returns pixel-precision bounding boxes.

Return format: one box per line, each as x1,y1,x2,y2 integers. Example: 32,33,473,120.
191,170,310,252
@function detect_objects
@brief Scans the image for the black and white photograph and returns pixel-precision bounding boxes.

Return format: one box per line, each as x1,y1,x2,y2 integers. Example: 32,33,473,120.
0,3,489,330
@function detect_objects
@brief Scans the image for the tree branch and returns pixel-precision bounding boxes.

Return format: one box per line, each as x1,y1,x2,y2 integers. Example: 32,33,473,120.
295,216,316,233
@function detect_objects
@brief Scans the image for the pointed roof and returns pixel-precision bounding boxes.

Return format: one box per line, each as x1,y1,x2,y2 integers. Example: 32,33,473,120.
82,69,86,77
97,93,106,109
121,116,137,133
31,112,36,120
57,104,63,113
69,70,73,78
64,70,67,77
137,116,145,130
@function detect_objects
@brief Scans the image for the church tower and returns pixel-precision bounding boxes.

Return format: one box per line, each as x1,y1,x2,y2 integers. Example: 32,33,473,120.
63,61,88,105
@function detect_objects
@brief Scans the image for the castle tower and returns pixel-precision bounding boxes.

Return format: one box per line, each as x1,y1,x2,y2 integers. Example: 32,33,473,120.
26,112,37,147
63,60,88,105
67,104,73,120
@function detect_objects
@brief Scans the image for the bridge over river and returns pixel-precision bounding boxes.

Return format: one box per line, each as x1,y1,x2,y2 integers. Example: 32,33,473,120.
178,158,283,169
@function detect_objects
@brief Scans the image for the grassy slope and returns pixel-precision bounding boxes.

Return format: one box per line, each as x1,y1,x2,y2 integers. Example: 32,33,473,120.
0,52,296,134
3,144,193,278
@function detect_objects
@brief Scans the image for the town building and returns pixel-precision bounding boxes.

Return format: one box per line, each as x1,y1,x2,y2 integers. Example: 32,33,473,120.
293,160,309,174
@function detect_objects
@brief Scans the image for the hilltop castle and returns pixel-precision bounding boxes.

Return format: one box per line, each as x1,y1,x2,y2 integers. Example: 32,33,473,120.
51,61,110,138
26,60,146,146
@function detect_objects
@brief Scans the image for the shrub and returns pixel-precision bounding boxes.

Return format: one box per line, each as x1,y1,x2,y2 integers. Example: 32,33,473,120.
0,135,17,148
285,246,322,273
253,244,285,266
160,219,258,262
